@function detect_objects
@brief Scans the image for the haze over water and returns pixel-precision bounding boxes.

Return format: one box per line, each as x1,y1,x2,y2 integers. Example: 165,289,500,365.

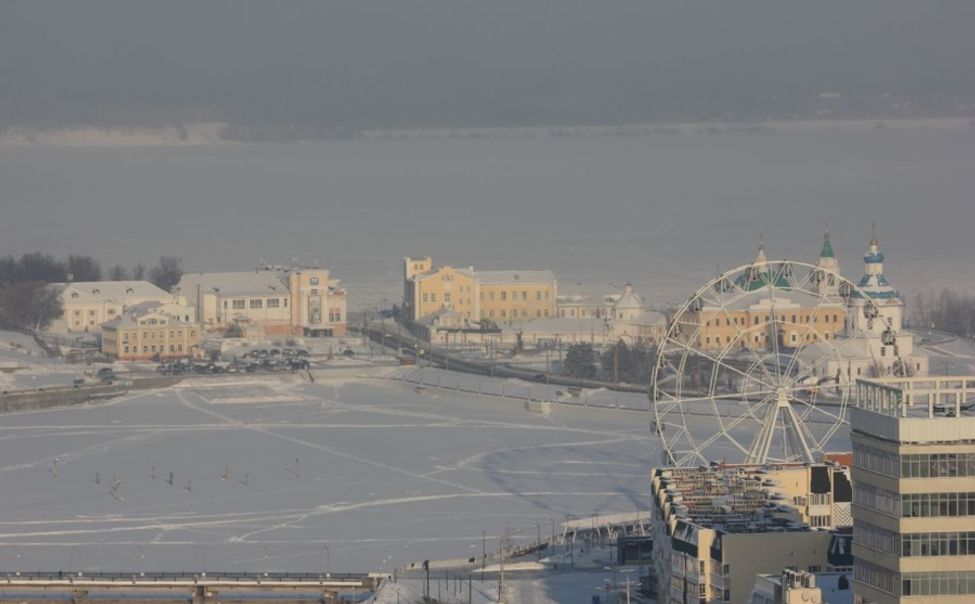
3,123,974,308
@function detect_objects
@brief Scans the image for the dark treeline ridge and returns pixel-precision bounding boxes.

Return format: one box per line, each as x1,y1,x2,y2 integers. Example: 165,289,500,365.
0,253,183,331
913,289,975,341
561,340,658,385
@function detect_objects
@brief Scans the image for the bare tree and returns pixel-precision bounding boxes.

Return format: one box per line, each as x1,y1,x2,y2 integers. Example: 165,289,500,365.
108,265,129,281
148,257,183,291
132,263,147,281
67,254,102,282
0,282,62,330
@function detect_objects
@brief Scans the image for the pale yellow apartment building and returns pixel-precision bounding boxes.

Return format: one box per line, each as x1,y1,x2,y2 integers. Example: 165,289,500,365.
403,257,556,323
101,302,199,361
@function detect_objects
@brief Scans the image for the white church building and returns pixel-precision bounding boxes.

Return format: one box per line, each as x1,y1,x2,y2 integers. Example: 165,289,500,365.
800,227,929,381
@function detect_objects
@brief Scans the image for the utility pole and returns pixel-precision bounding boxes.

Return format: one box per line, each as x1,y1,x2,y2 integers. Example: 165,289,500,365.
614,342,619,384
498,532,505,604
482,532,486,582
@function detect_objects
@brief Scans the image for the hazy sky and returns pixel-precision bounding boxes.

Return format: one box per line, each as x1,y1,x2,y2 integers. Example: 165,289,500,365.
2,1,974,129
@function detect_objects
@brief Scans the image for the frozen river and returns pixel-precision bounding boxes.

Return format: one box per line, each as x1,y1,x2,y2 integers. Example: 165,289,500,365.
0,375,666,573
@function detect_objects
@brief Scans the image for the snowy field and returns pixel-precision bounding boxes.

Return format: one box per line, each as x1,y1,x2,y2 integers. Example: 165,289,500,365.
0,374,665,574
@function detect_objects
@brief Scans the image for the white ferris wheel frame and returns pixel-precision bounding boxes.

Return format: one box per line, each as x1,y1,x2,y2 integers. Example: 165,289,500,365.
650,259,900,468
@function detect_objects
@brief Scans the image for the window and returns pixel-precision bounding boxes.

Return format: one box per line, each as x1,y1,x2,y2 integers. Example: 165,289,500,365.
143,345,148,353
423,293,429,302
177,344,183,352
521,291,527,301
536,291,542,301
123,346,129,354
283,298,288,307
267,298,280,308
250,299,263,309
489,291,495,301
310,277,320,285
501,310,506,318
501,291,507,301
444,293,451,303
232,299,245,309
902,571,975,596
901,492,975,518
431,293,436,303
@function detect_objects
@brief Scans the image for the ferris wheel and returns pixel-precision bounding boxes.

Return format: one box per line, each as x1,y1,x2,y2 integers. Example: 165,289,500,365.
651,259,899,467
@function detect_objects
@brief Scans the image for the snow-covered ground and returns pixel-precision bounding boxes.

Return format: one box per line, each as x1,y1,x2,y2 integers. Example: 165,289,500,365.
0,374,663,575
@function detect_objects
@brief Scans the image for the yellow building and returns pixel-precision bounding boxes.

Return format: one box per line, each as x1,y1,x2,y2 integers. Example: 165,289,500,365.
403,257,556,323
175,265,347,337
676,243,846,352
101,303,199,361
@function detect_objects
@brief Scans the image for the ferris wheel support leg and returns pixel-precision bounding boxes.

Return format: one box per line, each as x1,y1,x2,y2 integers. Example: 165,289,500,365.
747,390,815,465
747,398,780,465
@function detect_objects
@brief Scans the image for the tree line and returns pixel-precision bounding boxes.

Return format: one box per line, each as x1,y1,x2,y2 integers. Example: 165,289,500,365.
912,289,975,340
0,253,183,331
561,340,659,385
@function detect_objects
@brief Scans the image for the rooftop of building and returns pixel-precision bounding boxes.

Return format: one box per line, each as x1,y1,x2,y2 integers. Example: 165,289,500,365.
651,462,843,536
176,271,290,297
102,301,192,329
855,375,975,420
476,269,556,285
54,280,173,301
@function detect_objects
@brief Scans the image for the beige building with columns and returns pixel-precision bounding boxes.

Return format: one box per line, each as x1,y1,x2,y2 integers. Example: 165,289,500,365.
175,265,347,337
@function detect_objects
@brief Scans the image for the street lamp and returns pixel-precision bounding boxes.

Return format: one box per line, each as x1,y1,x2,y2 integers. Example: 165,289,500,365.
319,544,330,578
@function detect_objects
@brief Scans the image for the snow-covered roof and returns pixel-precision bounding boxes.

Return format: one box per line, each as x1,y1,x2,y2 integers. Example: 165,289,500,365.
613,284,642,310
629,310,667,325
502,317,605,334
176,271,289,297
477,269,555,285
103,301,192,329
413,265,476,281
56,280,172,302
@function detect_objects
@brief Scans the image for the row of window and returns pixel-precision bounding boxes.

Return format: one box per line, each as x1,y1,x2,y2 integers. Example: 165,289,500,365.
227,298,286,310
902,492,975,518
422,291,552,304
855,562,975,596
853,442,899,478
902,452,975,478
854,560,898,595
903,571,975,596
122,329,194,342
855,484,975,517
702,331,832,346
856,523,975,557
487,309,550,319
854,444,975,479
704,313,841,328
123,344,185,354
